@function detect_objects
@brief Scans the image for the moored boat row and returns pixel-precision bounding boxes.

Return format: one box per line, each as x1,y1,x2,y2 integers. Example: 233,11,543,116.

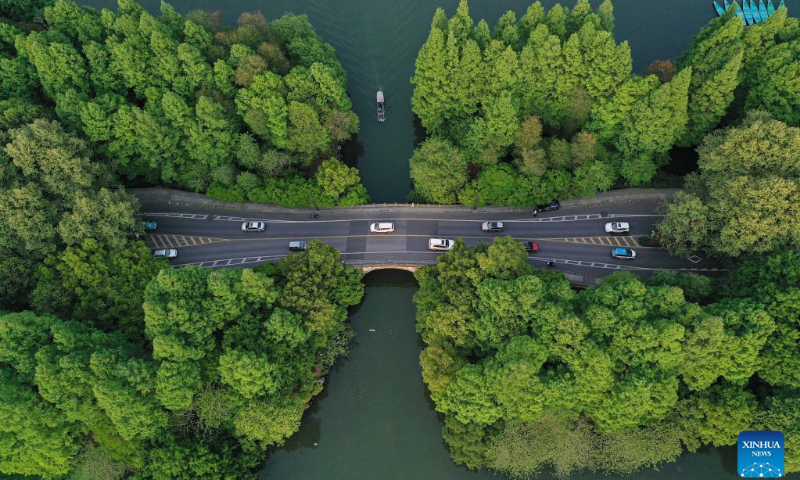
713,0,787,25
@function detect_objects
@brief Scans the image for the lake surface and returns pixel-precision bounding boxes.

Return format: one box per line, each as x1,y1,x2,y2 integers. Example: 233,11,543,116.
85,0,717,203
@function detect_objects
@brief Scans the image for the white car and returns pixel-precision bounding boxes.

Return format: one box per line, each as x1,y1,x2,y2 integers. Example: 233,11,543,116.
153,249,178,259
241,221,266,232
428,238,454,251
605,222,631,234
370,222,395,233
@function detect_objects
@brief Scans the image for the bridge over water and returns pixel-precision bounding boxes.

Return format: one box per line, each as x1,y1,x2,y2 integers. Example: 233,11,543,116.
131,188,724,287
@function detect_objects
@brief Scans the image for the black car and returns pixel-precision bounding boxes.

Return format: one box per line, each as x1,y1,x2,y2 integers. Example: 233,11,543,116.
536,200,561,212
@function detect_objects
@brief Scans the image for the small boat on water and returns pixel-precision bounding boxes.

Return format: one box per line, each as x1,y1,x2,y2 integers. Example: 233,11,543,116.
714,0,786,24
732,1,747,24
750,0,761,22
376,90,386,123
743,0,754,23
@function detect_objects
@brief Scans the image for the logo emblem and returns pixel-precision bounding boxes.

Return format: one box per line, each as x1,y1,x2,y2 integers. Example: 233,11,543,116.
738,431,784,478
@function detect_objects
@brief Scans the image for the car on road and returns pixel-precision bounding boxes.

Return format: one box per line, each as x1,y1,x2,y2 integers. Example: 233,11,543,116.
604,222,631,234
610,247,636,259
144,221,157,230
370,222,395,233
288,241,307,252
521,241,539,253
481,221,504,232
153,249,178,259
241,221,265,232
536,200,561,212
428,238,454,251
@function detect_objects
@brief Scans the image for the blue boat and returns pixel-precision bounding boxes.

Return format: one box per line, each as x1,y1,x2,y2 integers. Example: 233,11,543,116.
724,0,731,10
714,1,726,14
767,0,776,15
750,0,761,21
732,1,747,23
743,0,754,23
778,0,785,10
759,0,769,19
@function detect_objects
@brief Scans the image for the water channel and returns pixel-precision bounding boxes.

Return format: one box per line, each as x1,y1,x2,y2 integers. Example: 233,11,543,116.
260,270,744,480
76,0,787,477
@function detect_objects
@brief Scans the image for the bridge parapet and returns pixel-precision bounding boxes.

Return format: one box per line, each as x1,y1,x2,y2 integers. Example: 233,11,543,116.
345,261,427,274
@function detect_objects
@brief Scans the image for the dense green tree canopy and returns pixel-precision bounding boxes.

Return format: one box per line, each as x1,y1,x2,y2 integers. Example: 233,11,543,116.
0,119,139,308
410,0,800,205
415,237,791,477
658,111,800,258
1,0,365,206
0,241,364,479
409,0,696,205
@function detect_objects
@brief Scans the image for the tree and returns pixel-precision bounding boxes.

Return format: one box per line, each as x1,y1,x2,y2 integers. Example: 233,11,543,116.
314,158,367,202
4,119,99,202
30,239,168,338
414,238,786,476
409,138,468,204
519,24,570,128
5,0,363,206
659,111,800,257
598,0,615,32
644,59,677,83
0,370,82,479
676,13,744,146
657,192,710,258
285,100,329,160
614,68,691,185
717,251,800,389
57,188,139,249
739,9,800,126
562,22,631,100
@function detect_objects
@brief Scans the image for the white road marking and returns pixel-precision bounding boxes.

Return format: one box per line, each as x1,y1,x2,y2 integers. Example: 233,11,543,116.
205,214,663,224
142,212,209,219
173,252,725,273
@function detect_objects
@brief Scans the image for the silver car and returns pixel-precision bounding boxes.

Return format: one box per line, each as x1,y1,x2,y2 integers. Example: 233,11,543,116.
370,222,395,233
153,249,178,259
288,241,307,251
605,222,631,234
428,238,454,251
241,221,266,232
481,221,504,232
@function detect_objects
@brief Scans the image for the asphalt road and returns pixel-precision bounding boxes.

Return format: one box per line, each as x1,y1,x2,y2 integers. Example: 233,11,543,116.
138,199,723,285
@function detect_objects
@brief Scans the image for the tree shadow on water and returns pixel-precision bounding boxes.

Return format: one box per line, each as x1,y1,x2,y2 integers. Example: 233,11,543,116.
340,133,364,169
412,115,427,148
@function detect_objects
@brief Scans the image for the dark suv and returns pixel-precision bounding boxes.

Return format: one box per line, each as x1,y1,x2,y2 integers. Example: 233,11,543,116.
536,200,561,212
